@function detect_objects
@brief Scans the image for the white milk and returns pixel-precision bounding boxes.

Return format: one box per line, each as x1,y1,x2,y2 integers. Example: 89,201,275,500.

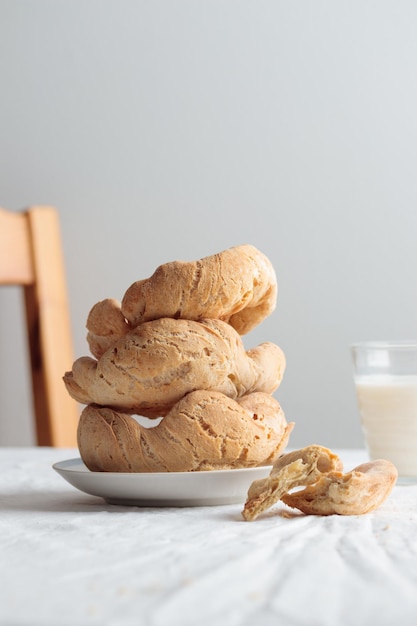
355,375,417,477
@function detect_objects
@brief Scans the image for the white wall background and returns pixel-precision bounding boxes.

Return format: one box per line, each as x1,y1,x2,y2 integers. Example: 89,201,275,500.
1,0,417,448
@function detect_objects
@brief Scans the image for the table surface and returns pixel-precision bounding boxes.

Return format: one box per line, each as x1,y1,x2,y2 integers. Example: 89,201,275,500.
1,447,417,626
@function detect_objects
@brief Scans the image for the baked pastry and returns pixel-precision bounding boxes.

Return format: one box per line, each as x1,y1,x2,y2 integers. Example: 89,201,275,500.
120,244,277,335
86,298,130,359
86,245,277,359
77,391,294,472
64,317,286,417
242,445,342,521
242,447,398,520
282,459,398,515
63,244,290,475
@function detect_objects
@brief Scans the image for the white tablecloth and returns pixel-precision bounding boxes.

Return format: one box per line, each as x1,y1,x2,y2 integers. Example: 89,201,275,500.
1,447,417,626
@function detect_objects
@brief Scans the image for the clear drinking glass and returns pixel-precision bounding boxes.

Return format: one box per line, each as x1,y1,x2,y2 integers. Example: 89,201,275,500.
351,341,417,484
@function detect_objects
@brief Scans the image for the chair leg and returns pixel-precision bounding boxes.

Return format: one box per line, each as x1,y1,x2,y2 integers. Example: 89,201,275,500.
25,207,79,447
24,284,52,445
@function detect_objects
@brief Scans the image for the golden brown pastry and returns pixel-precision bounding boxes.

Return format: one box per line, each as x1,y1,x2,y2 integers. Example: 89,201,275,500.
86,298,130,359
63,317,286,417
120,244,277,335
77,390,294,472
282,459,398,515
242,445,343,521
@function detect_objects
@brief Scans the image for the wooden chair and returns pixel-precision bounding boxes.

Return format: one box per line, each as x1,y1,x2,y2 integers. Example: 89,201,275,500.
0,206,79,446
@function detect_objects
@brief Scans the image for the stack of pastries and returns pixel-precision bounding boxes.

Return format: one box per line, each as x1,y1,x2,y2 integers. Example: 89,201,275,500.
63,244,294,472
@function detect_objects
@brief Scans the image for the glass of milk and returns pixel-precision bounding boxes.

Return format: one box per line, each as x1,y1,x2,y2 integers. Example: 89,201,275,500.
351,341,417,483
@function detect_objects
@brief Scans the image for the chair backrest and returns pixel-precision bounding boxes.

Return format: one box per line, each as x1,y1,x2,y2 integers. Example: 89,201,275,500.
0,206,78,446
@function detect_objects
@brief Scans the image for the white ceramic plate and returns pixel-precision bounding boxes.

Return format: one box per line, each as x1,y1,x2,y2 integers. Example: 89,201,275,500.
53,458,272,507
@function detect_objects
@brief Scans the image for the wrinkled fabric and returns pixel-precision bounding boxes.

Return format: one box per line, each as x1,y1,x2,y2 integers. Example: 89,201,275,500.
0,448,416,626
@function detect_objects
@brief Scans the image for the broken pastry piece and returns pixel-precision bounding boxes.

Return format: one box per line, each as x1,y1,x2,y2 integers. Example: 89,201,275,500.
282,459,398,516
242,446,398,520
242,445,342,521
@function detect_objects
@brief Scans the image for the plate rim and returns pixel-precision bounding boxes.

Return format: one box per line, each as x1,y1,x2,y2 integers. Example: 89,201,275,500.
52,457,273,506
53,457,273,478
